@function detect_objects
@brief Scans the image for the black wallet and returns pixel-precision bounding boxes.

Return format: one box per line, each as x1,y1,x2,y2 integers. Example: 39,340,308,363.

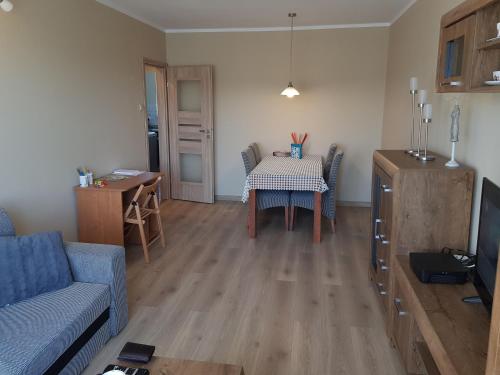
117,342,155,363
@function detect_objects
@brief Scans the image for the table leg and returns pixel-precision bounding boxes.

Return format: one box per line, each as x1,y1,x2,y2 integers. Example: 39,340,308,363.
248,189,256,238
313,191,321,243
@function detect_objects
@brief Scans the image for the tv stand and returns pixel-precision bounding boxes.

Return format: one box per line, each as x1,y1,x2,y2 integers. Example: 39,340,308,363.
462,295,483,304
393,255,490,374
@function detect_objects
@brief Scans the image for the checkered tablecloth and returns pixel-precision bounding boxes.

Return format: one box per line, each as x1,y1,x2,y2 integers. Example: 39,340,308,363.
242,155,328,202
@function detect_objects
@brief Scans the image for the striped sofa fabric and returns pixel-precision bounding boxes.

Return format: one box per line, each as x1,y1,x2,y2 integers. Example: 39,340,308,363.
0,208,128,375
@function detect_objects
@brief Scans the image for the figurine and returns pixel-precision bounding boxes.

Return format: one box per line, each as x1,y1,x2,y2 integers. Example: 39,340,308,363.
445,103,460,168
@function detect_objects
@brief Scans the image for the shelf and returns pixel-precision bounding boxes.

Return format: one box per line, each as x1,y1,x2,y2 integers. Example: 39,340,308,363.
477,38,500,50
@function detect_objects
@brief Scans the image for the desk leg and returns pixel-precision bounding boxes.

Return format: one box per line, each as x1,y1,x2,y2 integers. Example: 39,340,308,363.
313,191,321,243
248,189,256,238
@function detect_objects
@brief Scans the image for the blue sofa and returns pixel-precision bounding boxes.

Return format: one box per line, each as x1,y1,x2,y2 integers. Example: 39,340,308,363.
0,209,128,375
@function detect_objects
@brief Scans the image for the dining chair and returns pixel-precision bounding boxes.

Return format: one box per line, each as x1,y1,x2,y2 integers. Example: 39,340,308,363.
124,176,165,263
324,143,338,178
241,148,290,230
290,150,344,233
249,142,262,164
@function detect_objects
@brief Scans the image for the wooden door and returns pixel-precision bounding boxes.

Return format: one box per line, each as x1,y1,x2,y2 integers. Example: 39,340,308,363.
167,66,214,203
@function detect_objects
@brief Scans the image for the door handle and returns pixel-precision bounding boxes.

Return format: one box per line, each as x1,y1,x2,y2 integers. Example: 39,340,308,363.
381,184,392,193
394,298,408,316
379,234,390,245
440,81,463,87
374,218,382,240
378,258,389,271
376,283,387,296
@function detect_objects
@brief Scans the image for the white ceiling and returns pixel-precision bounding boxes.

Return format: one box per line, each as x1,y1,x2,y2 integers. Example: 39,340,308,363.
96,0,416,32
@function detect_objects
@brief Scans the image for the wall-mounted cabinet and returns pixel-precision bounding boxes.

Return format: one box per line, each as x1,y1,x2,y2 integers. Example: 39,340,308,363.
437,0,500,93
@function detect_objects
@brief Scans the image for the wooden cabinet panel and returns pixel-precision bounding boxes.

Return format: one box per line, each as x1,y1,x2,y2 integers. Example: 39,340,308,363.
369,150,476,374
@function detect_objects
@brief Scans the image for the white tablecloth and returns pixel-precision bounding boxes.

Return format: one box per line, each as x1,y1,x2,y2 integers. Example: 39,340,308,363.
242,155,328,202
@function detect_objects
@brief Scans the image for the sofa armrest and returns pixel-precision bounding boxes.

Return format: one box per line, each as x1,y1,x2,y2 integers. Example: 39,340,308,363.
64,242,128,336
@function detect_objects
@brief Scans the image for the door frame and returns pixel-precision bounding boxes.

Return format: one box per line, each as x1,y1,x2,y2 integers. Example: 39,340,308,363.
142,58,170,200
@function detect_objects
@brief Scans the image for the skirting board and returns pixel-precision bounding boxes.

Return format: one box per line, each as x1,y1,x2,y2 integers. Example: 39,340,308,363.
215,195,370,207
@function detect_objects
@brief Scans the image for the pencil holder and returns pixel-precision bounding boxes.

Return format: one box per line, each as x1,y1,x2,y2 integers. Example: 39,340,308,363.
79,175,88,188
291,143,303,159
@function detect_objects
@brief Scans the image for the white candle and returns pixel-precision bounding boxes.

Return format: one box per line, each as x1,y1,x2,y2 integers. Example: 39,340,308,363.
418,89,428,104
424,103,432,119
410,77,418,91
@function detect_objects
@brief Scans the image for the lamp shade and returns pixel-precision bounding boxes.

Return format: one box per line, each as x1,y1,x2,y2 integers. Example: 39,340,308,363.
0,0,13,12
281,82,300,98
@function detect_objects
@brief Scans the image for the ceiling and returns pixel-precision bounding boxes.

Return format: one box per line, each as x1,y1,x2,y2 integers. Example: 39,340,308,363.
96,0,416,32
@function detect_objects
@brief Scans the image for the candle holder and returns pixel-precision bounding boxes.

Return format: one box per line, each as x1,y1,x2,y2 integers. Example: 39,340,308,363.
414,103,425,158
406,89,418,155
417,117,435,162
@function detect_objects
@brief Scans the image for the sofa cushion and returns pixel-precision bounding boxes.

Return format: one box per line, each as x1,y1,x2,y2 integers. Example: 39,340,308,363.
0,282,111,375
0,208,15,237
0,231,72,307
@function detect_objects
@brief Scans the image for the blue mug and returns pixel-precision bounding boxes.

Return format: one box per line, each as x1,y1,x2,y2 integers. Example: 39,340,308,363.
291,143,303,159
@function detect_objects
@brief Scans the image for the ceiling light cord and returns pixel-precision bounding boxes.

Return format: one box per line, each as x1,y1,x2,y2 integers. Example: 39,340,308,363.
289,13,295,83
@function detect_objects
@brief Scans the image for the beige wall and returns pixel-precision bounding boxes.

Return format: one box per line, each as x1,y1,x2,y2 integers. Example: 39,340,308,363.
382,0,500,250
0,0,166,239
166,28,389,203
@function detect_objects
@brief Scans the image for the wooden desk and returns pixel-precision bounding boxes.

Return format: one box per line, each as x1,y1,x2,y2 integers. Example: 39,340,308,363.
117,357,245,375
75,172,162,245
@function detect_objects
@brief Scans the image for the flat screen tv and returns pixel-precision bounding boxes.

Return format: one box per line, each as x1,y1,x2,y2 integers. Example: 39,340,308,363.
473,178,500,312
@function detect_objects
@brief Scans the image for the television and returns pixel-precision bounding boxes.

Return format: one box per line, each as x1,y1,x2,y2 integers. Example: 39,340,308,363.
473,178,500,312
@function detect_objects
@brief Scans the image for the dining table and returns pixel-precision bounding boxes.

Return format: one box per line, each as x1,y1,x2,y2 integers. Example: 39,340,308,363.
242,154,328,243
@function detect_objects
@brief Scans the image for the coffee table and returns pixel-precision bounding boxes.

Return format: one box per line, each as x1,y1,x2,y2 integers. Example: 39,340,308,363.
116,357,245,375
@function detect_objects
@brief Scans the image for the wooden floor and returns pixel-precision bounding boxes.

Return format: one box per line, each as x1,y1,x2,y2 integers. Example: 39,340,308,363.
83,200,404,375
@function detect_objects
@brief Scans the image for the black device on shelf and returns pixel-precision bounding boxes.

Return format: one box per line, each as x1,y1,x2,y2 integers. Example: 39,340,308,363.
471,178,500,313
410,252,468,284
117,342,155,364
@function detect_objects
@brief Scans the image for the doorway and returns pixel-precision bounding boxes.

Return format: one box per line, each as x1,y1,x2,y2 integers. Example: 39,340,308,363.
143,61,170,199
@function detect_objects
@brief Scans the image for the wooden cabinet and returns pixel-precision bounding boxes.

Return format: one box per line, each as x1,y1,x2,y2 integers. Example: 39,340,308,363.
369,150,476,373
437,0,500,93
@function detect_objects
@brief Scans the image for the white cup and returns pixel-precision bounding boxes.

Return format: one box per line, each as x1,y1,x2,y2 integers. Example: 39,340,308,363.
494,71,500,81
79,175,88,188
86,172,93,186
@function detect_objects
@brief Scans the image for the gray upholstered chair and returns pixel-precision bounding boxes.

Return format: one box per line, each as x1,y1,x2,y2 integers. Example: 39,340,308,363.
324,143,337,177
290,150,344,233
249,142,262,164
241,148,290,229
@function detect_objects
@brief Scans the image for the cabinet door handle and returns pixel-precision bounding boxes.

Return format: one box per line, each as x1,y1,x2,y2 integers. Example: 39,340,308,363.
381,184,393,193
379,234,390,245
374,218,382,240
394,298,408,316
378,258,389,271
440,81,463,87
376,283,387,295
